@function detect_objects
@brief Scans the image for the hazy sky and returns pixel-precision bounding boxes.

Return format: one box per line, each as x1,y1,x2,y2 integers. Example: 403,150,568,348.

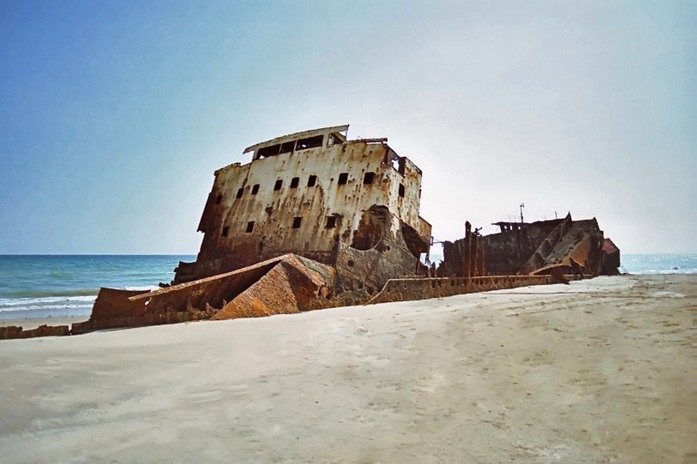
0,0,694,254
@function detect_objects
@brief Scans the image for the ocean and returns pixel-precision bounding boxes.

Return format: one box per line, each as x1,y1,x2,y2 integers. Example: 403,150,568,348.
0,255,194,320
619,254,697,275
0,254,694,321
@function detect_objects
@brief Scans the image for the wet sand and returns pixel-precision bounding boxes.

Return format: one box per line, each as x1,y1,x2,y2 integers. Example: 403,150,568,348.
0,275,694,463
0,316,86,331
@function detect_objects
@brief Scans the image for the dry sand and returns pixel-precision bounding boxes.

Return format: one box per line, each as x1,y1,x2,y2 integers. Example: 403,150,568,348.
0,275,694,463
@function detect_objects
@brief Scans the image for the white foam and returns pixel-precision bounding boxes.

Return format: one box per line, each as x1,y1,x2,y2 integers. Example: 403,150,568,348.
0,295,97,312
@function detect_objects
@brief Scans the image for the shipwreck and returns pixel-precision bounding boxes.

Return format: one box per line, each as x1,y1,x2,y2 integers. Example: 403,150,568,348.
0,124,621,339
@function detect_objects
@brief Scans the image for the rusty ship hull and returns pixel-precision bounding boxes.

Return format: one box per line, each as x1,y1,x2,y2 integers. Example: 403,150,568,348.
1,125,620,339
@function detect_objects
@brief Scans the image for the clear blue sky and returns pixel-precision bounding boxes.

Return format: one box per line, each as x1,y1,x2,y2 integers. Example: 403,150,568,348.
0,0,694,254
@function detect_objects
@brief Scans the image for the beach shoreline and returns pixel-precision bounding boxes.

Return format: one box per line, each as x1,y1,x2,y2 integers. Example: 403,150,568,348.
0,272,692,333
0,274,694,463
0,316,87,331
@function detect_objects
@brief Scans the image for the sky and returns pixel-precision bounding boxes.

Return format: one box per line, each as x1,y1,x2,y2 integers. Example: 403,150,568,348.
0,0,694,254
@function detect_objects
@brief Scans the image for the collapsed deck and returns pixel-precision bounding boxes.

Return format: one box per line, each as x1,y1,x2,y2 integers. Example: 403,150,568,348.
174,124,431,292
71,255,559,335
440,213,620,279
1,124,621,338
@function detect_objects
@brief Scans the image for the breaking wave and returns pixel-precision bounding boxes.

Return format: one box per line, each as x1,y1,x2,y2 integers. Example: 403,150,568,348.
0,295,96,318
621,254,697,275
0,255,193,319
1,288,98,299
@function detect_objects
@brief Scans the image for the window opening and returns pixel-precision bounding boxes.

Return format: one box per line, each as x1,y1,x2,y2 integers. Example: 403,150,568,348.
257,144,280,159
251,184,259,195
338,173,348,185
246,221,254,233
236,188,243,199
295,135,323,151
292,217,302,229
274,179,283,191
290,177,299,188
279,141,295,154
399,184,405,197
329,133,344,145
222,226,229,237
326,216,336,229
363,172,375,185
307,175,317,187
215,194,222,204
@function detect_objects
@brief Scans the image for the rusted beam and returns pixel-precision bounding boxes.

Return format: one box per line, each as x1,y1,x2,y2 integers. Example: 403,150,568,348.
464,222,472,278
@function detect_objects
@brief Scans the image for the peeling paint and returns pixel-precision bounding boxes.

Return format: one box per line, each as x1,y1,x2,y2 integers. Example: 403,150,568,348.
7,124,621,339
175,124,431,285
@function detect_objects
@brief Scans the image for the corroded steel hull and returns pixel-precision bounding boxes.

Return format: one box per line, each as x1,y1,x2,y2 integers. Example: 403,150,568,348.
1,125,620,339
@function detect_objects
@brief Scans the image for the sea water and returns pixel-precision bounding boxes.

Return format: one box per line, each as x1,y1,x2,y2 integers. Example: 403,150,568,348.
0,255,194,320
620,254,697,275
0,254,694,321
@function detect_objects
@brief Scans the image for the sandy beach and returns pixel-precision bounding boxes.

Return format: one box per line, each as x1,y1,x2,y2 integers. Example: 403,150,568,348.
0,317,87,331
0,275,694,463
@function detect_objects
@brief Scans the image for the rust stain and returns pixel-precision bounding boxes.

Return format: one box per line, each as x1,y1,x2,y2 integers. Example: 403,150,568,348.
3,124,621,339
